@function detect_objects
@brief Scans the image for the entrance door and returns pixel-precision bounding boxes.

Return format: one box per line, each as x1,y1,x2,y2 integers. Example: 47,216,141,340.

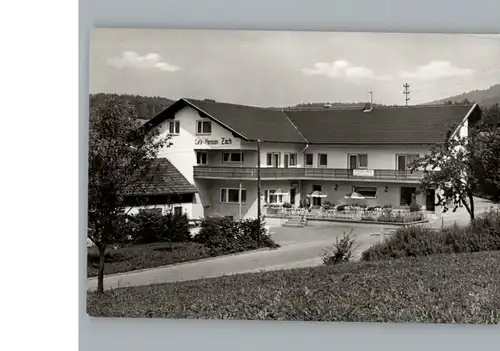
426,189,436,211
312,185,322,206
289,187,296,205
284,154,289,168
400,187,416,206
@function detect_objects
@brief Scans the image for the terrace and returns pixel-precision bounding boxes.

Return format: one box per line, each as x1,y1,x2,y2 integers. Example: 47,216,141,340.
263,204,428,225
193,166,425,183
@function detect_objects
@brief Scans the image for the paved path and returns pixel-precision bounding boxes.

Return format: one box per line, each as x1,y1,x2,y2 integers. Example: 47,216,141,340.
87,222,385,292
87,198,496,292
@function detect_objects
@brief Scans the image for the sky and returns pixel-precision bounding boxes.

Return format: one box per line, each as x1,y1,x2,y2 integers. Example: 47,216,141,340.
90,29,500,107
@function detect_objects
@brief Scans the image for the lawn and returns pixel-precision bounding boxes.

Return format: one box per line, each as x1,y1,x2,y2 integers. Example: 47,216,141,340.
87,250,500,324
87,242,219,277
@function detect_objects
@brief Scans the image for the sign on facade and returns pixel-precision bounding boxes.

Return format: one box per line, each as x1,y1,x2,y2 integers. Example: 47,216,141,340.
194,137,233,146
353,169,374,177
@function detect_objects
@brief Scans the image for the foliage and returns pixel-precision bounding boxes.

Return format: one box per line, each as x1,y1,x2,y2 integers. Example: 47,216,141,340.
87,242,214,277
361,209,500,261
128,212,191,244
409,131,478,220
194,216,279,254
470,118,500,202
90,93,173,120
322,230,359,265
88,251,500,324
87,95,170,292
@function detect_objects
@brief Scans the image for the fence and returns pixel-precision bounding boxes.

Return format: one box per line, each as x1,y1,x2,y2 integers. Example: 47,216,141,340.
264,206,426,224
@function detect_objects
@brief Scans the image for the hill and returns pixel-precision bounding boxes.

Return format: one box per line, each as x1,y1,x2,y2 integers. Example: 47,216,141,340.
427,84,500,107
90,93,173,120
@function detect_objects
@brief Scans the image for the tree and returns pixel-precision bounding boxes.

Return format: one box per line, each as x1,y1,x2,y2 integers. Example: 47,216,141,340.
410,133,479,220
87,96,169,293
470,116,500,203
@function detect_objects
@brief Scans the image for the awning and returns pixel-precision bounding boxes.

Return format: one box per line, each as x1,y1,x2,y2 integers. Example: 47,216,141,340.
307,190,328,198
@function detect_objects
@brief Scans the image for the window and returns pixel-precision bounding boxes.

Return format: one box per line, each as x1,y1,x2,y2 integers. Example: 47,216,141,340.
267,190,283,204
196,120,212,134
222,151,244,163
266,152,280,167
318,153,328,167
349,154,368,169
169,120,180,134
353,186,377,198
138,208,162,216
220,188,247,203
397,154,419,171
305,153,314,166
283,153,297,168
174,206,182,216
196,151,208,165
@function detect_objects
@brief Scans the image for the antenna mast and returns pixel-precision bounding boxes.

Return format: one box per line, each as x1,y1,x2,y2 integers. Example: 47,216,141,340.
403,83,410,106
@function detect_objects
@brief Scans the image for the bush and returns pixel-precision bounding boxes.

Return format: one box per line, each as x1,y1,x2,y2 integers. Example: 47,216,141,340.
322,231,359,265
194,216,279,253
128,211,191,244
362,209,500,261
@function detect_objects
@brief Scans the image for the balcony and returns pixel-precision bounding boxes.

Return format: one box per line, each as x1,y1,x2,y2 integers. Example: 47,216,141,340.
193,166,425,182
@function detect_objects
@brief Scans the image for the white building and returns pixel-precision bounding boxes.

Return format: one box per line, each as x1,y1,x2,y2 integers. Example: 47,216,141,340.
134,98,482,220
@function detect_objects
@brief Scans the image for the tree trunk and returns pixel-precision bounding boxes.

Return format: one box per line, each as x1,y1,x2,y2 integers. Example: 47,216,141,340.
97,245,106,294
468,192,475,220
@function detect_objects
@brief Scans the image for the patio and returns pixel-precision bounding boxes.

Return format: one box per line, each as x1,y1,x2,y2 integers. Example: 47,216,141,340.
263,189,428,224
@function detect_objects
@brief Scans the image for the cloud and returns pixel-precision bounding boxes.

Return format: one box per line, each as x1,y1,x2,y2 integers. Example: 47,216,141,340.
398,61,473,81
107,51,181,72
301,60,391,81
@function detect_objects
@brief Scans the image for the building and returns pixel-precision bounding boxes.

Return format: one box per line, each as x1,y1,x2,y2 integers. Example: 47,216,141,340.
122,158,198,217
137,98,482,220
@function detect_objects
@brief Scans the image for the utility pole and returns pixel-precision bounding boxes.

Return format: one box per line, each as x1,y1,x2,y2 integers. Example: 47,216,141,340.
403,83,410,106
256,139,262,243
369,91,373,108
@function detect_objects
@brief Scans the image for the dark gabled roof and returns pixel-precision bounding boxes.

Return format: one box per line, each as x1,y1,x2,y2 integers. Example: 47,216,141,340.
123,158,197,197
143,98,480,145
143,98,306,143
184,98,307,143
285,104,478,144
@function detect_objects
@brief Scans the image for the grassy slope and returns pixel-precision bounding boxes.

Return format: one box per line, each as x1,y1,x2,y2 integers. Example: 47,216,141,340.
88,251,500,324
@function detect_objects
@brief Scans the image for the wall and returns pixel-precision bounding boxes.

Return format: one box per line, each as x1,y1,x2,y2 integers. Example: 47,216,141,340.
298,180,427,209
302,144,431,169
156,106,251,181
124,202,194,217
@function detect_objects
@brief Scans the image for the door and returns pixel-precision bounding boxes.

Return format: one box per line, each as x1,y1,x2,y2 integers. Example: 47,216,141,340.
397,155,407,171
289,187,296,205
426,189,436,211
400,187,416,206
349,155,358,169
284,154,289,168
312,185,322,206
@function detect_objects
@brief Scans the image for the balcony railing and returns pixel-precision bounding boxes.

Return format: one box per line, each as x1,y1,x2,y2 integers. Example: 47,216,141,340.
193,166,425,181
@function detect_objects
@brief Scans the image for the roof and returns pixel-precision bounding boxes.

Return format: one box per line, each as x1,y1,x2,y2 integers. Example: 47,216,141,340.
143,98,480,145
285,104,478,144
123,158,197,197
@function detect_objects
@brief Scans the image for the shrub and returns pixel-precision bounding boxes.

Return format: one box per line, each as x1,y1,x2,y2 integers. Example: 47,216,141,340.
194,216,279,253
322,200,333,210
362,208,500,261
322,230,359,265
282,202,292,208
128,211,191,244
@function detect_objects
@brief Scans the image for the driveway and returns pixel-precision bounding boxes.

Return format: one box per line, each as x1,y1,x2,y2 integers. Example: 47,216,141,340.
87,221,390,292
88,198,497,292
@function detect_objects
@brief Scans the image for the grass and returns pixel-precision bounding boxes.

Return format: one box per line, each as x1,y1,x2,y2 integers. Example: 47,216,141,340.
87,250,500,324
87,242,218,277
362,209,500,261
